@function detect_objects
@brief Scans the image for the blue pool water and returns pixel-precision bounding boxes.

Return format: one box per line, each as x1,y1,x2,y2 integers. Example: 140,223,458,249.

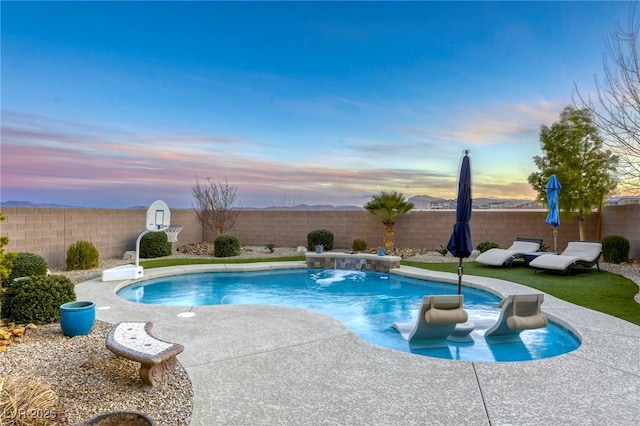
117,269,580,362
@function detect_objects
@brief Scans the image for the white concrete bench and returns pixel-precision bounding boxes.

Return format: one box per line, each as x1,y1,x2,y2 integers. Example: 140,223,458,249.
106,322,184,390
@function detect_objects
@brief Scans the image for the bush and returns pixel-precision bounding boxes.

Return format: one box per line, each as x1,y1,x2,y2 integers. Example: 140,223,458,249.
66,240,100,270
1,275,76,323
476,241,499,253
139,231,172,258
352,237,367,251
307,229,334,251
214,234,241,257
602,235,630,264
5,252,48,284
438,245,449,256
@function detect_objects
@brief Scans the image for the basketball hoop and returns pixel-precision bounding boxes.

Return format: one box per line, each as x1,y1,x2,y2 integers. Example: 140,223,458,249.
164,225,184,243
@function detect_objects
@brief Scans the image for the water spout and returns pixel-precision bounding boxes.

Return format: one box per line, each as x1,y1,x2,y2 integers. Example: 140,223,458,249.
335,257,366,271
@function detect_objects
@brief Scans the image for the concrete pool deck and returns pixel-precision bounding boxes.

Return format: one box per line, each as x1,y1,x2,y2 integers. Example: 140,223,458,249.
76,262,640,425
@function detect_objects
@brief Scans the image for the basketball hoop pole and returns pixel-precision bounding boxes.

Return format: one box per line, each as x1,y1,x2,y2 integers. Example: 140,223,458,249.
135,230,153,268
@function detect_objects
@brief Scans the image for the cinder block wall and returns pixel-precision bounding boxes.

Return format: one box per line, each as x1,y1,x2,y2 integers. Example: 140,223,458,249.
2,205,631,270
1,208,202,268
218,210,597,252
601,204,640,259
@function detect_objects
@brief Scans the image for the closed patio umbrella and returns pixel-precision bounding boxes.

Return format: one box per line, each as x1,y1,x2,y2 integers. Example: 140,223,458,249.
545,174,562,252
447,150,473,295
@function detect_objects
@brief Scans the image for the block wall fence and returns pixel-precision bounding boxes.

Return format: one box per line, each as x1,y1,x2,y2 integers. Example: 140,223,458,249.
1,205,638,269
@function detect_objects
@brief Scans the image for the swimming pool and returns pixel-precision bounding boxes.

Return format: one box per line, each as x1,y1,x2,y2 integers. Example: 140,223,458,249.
117,268,580,362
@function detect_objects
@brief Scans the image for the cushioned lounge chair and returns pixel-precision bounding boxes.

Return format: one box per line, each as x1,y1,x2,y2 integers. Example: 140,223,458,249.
485,294,547,338
528,241,602,275
475,237,542,267
392,295,470,347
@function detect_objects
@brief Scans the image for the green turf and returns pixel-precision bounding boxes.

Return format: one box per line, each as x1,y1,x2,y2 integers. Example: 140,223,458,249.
402,260,640,326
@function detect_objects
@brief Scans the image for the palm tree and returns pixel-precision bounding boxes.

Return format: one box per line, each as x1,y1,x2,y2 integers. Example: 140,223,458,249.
364,191,414,252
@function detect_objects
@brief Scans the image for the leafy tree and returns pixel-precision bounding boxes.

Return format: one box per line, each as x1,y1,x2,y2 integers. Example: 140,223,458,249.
575,3,640,193
364,191,414,252
0,212,16,283
192,176,239,237
528,106,618,240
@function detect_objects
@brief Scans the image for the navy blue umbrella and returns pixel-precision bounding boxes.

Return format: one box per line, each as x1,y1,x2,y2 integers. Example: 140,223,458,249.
447,150,473,294
545,174,562,252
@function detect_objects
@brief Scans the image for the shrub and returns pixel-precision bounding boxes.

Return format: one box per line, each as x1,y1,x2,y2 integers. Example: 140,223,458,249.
66,240,100,270
214,234,241,257
265,243,275,253
476,241,499,253
602,235,630,264
437,245,449,256
5,252,48,284
0,212,16,283
307,229,334,251
352,237,367,251
1,275,76,323
139,231,172,258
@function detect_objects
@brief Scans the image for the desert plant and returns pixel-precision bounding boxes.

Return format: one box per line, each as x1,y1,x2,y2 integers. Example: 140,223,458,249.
0,212,16,283
437,245,449,256
352,237,367,251
602,235,630,264
139,231,172,259
214,234,241,257
265,243,275,253
364,191,414,251
476,241,499,253
0,374,59,425
65,240,100,270
1,275,76,324
5,252,48,284
307,229,334,251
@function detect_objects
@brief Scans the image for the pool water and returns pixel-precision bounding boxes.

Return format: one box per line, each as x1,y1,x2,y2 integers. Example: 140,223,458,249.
117,269,580,362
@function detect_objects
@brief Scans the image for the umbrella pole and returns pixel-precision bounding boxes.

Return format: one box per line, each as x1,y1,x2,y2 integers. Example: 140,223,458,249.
553,228,558,253
457,258,463,294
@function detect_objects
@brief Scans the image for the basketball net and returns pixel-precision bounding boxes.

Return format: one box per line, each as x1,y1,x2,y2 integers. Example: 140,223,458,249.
164,225,184,243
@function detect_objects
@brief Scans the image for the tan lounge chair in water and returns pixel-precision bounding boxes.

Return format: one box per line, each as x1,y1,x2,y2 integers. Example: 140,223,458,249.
485,294,547,338
475,237,542,267
528,241,602,275
392,295,470,346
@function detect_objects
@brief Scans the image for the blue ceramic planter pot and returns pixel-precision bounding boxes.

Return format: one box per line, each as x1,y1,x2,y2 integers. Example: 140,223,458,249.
60,300,96,337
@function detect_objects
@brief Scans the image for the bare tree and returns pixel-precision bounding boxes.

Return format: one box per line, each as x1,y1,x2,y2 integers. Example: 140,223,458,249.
192,176,239,236
575,2,640,193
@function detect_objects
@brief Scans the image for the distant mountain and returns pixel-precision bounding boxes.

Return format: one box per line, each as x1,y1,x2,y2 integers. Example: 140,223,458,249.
1,197,543,210
0,200,83,208
241,204,363,211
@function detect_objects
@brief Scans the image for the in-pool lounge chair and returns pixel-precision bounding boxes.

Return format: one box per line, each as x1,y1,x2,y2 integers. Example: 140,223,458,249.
528,241,602,275
475,237,543,267
392,295,471,347
485,294,547,338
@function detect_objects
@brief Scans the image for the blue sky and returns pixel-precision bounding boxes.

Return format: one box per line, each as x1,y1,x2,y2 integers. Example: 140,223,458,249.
0,1,632,208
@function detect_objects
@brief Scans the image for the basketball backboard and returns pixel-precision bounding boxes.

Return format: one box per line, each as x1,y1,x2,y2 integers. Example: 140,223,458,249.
146,200,171,231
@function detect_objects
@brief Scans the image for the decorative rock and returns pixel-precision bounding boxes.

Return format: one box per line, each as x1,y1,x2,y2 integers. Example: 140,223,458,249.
123,251,136,261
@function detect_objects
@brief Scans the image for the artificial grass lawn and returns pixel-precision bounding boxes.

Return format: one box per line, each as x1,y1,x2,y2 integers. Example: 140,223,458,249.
403,260,640,326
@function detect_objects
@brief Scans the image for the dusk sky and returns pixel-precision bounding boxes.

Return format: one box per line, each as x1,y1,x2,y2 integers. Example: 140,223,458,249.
0,1,632,208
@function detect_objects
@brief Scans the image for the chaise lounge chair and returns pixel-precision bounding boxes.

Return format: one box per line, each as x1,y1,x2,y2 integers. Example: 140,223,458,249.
485,294,547,338
528,241,602,275
392,295,471,347
475,237,543,267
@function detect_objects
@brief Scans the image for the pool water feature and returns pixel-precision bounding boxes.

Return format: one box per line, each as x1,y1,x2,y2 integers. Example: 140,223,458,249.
117,269,580,362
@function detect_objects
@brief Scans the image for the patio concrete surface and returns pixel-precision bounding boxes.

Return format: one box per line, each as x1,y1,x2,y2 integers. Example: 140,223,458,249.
76,262,640,425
